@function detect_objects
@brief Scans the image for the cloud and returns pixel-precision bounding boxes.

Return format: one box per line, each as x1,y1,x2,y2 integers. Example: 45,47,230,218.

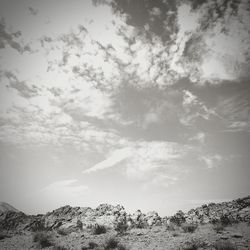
189,132,206,144
83,140,198,188
0,18,30,53
200,154,223,169
215,88,250,132
83,147,132,173
181,90,220,127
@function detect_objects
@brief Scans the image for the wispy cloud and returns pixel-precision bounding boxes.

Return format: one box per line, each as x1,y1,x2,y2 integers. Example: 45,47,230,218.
83,140,199,188
200,154,223,169
83,147,132,173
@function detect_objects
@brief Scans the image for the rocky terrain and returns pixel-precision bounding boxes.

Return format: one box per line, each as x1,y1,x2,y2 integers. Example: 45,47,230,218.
0,196,249,249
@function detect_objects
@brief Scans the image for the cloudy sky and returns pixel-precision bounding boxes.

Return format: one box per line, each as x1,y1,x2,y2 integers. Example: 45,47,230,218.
0,0,249,216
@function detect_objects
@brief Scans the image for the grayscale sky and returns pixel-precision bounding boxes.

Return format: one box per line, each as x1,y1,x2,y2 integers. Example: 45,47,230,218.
0,0,249,216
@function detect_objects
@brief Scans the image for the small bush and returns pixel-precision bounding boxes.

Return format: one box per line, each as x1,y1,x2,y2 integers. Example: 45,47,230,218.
166,222,178,231
33,231,54,248
172,232,179,237
213,222,225,233
170,210,185,226
181,223,198,233
53,246,68,250
115,221,128,235
117,243,129,250
88,241,98,249
104,237,119,249
220,214,231,226
182,243,198,250
92,224,107,235
182,239,208,250
57,228,70,236
214,240,238,250
77,219,83,230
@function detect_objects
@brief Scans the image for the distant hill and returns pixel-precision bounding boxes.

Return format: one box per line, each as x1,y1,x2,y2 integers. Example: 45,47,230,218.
0,202,19,213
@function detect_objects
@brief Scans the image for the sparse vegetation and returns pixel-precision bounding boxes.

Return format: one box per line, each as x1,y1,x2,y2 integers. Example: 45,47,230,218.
57,228,70,236
182,243,198,250
88,241,99,249
92,224,107,235
166,222,178,231
169,210,185,226
115,220,128,235
182,239,207,250
214,240,238,250
213,222,225,233
172,232,179,237
77,219,83,230
181,223,198,233
117,243,129,250
220,214,231,226
53,246,68,250
33,231,54,248
104,237,119,249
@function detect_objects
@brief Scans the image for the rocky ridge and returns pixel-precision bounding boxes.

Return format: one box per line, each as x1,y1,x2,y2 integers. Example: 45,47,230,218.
0,196,249,233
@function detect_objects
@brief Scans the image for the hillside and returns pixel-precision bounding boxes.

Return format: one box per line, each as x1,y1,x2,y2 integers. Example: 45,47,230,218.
0,202,19,213
0,196,249,249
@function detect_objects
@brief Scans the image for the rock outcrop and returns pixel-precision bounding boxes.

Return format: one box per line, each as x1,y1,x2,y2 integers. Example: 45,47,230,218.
0,196,249,233
181,196,250,224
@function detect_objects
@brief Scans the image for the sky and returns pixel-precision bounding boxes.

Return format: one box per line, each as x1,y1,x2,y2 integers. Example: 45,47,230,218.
0,0,249,216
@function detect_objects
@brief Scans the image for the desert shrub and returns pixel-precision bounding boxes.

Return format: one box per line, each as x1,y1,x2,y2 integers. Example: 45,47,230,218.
115,220,128,235
136,220,148,229
169,210,185,226
211,218,220,225
33,231,54,248
53,246,68,250
92,224,107,235
77,219,83,230
117,243,129,250
57,228,70,236
214,240,238,250
182,243,198,250
220,214,231,226
88,241,98,249
104,237,119,249
213,222,225,233
182,239,208,250
166,222,178,231
172,232,179,237
181,223,198,233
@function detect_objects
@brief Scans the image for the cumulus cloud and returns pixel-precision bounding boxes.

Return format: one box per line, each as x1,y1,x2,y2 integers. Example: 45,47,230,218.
0,0,248,195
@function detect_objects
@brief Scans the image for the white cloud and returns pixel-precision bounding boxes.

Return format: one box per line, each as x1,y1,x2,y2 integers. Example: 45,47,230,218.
83,140,196,188
181,90,220,126
83,147,132,173
189,132,206,144
200,154,223,169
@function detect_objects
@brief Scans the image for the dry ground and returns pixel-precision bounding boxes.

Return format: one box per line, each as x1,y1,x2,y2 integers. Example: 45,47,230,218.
0,223,249,250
